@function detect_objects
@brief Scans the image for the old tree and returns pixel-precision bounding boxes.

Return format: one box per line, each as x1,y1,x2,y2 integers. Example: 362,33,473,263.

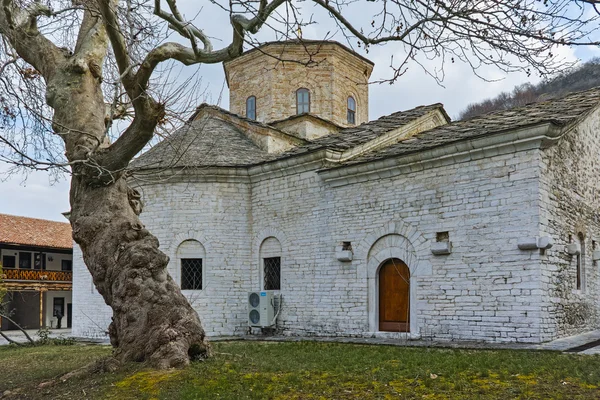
0,0,599,368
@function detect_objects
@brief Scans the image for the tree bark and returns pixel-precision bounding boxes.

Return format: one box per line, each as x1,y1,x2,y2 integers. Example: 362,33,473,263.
70,175,211,368
39,8,212,368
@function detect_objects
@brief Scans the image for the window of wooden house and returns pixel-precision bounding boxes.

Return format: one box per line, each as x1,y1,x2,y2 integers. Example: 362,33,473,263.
2,255,15,268
19,252,31,269
61,260,73,271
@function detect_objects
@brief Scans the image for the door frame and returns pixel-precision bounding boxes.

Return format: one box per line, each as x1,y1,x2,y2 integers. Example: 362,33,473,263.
378,258,410,332
367,251,419,336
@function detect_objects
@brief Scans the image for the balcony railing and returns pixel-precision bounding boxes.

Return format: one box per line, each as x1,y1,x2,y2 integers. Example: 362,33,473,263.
2,268,72,282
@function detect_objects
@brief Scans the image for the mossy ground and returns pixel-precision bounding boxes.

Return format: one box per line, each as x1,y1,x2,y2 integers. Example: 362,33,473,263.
1,341,600,399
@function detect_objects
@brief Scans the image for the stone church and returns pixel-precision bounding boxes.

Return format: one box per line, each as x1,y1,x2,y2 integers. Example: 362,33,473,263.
73,40,600,343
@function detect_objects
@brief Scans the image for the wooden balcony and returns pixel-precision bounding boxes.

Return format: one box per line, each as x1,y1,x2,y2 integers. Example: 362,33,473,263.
2,268,72,282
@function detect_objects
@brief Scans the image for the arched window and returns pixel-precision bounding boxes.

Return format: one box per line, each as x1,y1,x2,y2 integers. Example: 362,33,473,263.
260,237,281,290
176,240,205,290
347,96,356,124
577,233,585,291
296,88,310,115
246,96,256,120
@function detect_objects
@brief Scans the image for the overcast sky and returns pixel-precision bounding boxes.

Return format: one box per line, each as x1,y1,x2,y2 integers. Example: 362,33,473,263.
1,1,598,222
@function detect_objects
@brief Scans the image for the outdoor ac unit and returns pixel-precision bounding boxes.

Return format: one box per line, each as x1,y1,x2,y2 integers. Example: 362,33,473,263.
248,291,276,327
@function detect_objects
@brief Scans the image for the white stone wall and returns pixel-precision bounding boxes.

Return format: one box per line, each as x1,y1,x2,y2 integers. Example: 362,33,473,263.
73,115,600,344
538,107,600,341
250,149,543,342
71,243,112,338
136,178,254,336
73,146,546,342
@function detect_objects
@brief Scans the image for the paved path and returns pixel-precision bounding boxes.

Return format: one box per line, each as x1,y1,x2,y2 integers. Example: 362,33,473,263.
0,328,72,346
3,328,600,355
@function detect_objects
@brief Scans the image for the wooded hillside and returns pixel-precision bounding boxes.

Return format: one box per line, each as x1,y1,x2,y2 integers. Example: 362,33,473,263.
458,59,600,120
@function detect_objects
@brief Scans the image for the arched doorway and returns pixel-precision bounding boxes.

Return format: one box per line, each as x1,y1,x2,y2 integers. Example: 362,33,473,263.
378,258,410,332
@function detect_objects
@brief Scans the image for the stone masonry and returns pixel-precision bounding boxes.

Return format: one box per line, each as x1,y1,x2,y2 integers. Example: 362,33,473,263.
224,40,373,127
72,41,600,344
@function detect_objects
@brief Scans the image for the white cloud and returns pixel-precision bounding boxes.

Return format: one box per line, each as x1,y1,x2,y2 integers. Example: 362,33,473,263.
0,165,70,222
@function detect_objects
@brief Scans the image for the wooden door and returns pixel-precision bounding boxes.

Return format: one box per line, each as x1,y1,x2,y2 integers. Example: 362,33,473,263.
379,258,410,332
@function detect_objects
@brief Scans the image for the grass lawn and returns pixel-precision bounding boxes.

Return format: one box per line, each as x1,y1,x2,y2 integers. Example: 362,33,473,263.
1,341,600,399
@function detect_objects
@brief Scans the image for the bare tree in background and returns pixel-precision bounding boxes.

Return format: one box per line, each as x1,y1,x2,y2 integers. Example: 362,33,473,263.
0,0,599,368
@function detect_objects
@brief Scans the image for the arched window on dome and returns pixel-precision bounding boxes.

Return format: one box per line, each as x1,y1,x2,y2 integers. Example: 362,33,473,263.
347,96,356,124
246,96,256,120
296,88,310,115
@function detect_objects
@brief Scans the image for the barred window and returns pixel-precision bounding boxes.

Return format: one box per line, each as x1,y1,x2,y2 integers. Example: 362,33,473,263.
263,257,281,290
181,258,203,290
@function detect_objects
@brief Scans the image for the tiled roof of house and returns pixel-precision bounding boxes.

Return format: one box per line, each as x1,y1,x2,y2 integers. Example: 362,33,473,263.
0,214,72,250
340,86,600,166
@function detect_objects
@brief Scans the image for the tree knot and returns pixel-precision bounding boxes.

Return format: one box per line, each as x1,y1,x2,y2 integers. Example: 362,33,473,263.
127,187,143,215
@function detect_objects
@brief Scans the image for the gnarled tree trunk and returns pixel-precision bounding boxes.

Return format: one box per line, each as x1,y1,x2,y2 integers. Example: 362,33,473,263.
0,3,212,368
70,176,210,368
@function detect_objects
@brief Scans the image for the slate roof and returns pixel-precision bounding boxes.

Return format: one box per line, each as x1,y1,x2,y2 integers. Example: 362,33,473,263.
340,87,600,166
0,214,72,250
131,115,273,170
276,103,450,158
131,87,600,171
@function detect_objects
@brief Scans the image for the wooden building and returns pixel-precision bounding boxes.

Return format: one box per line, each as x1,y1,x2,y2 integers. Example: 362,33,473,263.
0,214,73,330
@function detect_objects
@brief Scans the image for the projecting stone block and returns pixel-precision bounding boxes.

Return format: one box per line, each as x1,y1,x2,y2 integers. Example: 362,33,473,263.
335,248,353,262
517,237,538,250
565,243,581,256
431,241,452,255
518,236,553,250
536,236,553,250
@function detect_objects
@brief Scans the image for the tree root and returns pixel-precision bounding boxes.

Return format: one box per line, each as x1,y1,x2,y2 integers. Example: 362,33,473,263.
36,356,121,390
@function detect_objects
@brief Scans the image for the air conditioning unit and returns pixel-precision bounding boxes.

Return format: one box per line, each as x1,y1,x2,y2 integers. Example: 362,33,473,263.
248,291,276,327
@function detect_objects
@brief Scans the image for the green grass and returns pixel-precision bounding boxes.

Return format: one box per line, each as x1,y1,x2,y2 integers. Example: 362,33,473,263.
1,341,600,399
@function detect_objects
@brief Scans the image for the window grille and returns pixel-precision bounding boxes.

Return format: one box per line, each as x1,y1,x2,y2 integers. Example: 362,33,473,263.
246,96,256,120
263,257,281,290
296,88,310,114
347,96,356,124
181,258,203,290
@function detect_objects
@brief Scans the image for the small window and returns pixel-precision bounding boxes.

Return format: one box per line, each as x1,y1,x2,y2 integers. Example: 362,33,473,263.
61,260,73,271
181,258,202,290
34,253,46,270
347,96,356,124
296,88,310,114
19,252,31,269
264,257,281,290
2,255,15,268
577,233,585,291
246,96,256,120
